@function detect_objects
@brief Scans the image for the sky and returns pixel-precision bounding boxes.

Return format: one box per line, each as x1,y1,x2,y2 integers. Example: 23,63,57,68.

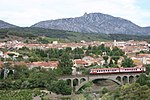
0,0,150,27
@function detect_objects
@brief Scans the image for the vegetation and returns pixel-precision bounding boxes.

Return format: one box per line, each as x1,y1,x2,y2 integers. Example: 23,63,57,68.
121,57,135,67
102,74,150,100
1,27,150,43
0,64,72,95
0,89,39,100
102,83,150,100
0,27,110,42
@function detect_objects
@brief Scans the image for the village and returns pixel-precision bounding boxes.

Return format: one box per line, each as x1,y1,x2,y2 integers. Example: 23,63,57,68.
0,39,149,75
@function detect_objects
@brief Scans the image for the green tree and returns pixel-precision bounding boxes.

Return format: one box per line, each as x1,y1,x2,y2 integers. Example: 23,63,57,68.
112,56,120,64
103,56,109,65
58,53,73,75
136,74,149,87
145,64,150,74
109,58,113,67
121,57,135,67
98,44,105,52
101,88,109,95
50,80,72,95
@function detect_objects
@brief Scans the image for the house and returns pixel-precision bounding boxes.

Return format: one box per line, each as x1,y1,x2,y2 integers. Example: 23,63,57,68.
82,56,99,66
73,59,88,68
114,40,126,47
28,61,59,70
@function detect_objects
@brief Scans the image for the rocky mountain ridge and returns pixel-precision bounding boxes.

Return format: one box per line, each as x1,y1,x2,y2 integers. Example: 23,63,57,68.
31,13,148,34
0,20,17,29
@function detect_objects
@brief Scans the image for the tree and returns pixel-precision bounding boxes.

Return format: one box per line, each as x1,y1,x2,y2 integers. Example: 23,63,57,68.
98,44,105,52
103,56,109,65
111,46,124,56
50,80,72,95
121,57,135,67
101,88,109,95
58,53,73,75
109,58,113,67
145,64,150,74
136,74,149,87
112,56,120,65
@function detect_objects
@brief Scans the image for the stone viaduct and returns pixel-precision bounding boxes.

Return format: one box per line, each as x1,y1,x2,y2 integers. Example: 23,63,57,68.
59,73,142,92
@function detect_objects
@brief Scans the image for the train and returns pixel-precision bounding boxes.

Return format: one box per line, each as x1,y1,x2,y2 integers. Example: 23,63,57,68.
89,66,146,74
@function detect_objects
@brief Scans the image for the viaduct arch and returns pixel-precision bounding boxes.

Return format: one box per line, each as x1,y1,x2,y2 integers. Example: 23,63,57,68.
59,73,141,92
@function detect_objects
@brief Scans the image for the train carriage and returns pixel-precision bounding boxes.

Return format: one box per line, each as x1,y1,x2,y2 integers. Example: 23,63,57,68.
90,68,119,74
89,67,146,75
119,67,146,73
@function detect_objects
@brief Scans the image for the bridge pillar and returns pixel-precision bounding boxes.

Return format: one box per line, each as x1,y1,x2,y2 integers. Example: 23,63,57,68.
71,79,73,88
121,77,124,85
78,78,80,86
70,79,74,94
127,76,130,84
134,76,137,82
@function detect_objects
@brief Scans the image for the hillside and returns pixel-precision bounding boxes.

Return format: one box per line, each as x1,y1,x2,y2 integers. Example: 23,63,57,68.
31,13,147,34
0,20,18,29
0,27,150,43
0,27,110,42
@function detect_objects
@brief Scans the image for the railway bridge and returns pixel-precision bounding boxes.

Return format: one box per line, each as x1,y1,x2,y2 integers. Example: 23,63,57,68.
59,73,142,92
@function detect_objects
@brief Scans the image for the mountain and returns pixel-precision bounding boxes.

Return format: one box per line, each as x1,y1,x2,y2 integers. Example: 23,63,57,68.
0,20,17,29
143,27,150,35
31,13,147,34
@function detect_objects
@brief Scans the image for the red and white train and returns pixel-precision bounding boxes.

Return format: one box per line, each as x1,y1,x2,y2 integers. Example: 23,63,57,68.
89,66,146,74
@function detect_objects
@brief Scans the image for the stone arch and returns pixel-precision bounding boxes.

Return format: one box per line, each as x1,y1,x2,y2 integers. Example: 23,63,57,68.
129,76,134,83
66,79,71,86
136,75,139,79
116,76,121,82
75,77,121,92
73,78,79,86
135,75,139,81
122,76,128,84
80,78,86,84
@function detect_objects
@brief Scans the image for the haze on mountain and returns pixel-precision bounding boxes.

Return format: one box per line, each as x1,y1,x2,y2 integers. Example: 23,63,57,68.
32,13,150,35
0,20,18,29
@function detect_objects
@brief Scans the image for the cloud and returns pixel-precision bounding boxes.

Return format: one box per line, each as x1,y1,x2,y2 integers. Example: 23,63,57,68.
0,0,150,27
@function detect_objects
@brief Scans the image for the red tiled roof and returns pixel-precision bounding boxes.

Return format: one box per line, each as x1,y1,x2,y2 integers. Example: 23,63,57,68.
74,59,88,65
137,54,150,58
29,61,59,68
